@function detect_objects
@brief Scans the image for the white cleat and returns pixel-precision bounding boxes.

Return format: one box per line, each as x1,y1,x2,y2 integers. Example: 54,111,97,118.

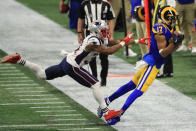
124,48,137,57
176,45,189,52
192,47,196,53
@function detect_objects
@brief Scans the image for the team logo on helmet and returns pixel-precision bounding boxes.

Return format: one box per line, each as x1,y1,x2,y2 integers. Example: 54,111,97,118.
158,6,178,26
89,20,110,40
134,6,145,22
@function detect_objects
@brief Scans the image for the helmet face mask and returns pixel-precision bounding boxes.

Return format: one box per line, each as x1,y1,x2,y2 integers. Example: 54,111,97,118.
89,20,110,40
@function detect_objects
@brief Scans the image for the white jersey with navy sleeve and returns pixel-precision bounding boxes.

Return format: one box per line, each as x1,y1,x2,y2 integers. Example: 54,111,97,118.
66,34,108,67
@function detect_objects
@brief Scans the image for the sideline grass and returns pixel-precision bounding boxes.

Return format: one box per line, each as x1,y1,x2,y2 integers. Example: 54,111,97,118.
0,50,115,130
16,0,196,100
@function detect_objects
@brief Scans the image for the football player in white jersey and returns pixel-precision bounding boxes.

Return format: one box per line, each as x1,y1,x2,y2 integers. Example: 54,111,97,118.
1,20,147,121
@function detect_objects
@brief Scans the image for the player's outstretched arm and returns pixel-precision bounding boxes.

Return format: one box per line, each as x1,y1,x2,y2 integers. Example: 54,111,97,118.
87,33,134,54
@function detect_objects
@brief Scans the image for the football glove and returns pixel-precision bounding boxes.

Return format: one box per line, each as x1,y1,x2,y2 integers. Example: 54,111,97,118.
122,32,134,45
173,33,184,45
136,37,149,45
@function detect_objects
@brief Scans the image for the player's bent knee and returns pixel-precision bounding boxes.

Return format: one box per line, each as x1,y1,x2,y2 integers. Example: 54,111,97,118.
91,82,100,89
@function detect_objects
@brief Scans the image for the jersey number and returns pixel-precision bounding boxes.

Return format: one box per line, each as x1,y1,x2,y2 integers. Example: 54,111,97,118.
157,26,163,33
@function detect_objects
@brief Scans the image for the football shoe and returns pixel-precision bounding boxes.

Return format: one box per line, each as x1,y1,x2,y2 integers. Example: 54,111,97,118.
97,97,110,118
1,53,21,64
104,109,123,121
107,116,120,125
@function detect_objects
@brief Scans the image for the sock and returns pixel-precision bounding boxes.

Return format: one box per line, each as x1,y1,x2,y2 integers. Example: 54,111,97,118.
18,59,26,65
18,59,46,79
108,80,136,102
121,89,143,113
91,82,108,111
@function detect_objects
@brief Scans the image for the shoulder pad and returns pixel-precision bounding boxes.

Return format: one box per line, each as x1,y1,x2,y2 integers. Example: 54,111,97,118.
152,23,167,35
87,36,102,46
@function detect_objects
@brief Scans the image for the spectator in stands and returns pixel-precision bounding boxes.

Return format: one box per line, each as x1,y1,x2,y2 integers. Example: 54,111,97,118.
175,0,195,52
131,0,149,57
110,0,137,57
77,0,115,86
191,18,196,53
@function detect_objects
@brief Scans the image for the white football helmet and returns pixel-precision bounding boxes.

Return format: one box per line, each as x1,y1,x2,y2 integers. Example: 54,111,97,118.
89,20,110,40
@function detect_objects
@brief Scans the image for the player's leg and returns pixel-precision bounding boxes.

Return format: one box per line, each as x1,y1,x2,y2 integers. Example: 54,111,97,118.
97,66,144,118
68,66,109,114
105,65,159,124
1,53,47,79
1,53,67,80
106,65,145,103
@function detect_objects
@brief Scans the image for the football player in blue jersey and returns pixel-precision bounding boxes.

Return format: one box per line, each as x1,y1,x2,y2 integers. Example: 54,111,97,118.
1,20,147,121
100,6,184,125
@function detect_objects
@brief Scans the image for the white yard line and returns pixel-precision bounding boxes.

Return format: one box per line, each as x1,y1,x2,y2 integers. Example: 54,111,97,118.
0,123,96,128
41,114,82,117
16,94,54,97
0,102,65,106
0,124,47,128
20,98,59,101
0,80,34,83
11,91,47,93
0,73,25,76
48,118,87,121
0,70,20,73
30,106,70,108
0,67,17,69
35,110,76,113
7,87,44,90
0,83,39,86
0,76,29,79
57,128,100,131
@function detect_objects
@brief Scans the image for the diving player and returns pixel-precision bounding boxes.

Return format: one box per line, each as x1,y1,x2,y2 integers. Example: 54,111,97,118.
1,20,147,121
100,6,184,124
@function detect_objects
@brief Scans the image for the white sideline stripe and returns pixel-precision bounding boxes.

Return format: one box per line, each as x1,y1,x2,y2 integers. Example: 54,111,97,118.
0,73,25,76
41,114,82,117
20,98,59,101
0,80,34,82
12,91,47,93
49,118,87,121
16,94,54,97
30,106,70,108
0,102,65,105
7,87,44,90
36,110,76,113
57,128,100,131
0,83,39,86
0,67,16,69
0,70,20,73
0,123,95,128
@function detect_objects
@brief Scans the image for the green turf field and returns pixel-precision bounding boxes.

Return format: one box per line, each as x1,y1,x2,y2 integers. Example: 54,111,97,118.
0,50,115,130
15,0,196,100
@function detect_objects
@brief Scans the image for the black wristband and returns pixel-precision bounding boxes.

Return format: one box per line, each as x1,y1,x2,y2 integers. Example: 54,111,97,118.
77,32,82,33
